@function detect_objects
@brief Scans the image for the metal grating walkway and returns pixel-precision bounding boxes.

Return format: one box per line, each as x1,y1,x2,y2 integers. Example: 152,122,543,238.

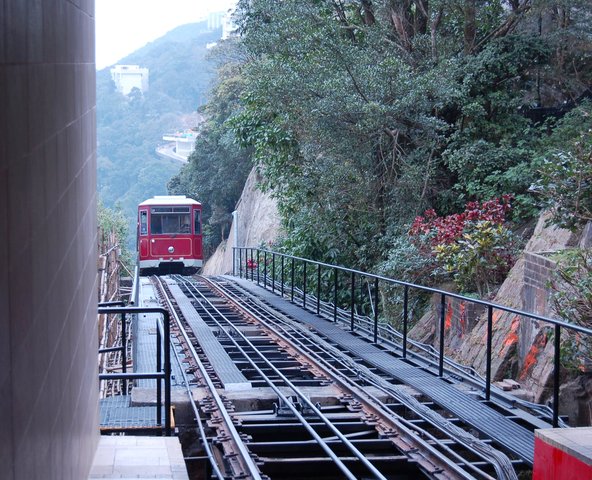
99,396,164,428
167,282,250,388
135,279,187,388
228,276,536,465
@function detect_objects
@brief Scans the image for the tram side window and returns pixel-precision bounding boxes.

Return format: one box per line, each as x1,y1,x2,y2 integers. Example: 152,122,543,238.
140,211,148,235
180,213,191,233
151,214,162,234
194,210,201,235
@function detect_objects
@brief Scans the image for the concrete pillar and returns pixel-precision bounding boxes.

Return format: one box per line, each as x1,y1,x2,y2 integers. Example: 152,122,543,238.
0,1,99,479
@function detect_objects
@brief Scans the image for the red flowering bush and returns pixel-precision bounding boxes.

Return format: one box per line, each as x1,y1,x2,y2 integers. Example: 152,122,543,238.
410,195,512,246
409,196,516,296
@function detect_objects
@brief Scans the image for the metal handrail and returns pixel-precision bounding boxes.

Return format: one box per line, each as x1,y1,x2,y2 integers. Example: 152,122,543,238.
98,306,172,436
129,265,140,306
233,247,592,428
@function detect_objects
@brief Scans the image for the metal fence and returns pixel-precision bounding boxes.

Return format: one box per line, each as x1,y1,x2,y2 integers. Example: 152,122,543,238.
233,247,592,428
97,304,173,435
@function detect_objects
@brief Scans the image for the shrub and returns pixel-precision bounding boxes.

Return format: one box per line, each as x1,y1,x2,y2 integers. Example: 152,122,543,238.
410,196,516,297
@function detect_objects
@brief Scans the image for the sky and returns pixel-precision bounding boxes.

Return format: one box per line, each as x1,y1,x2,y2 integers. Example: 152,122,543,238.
95,0,236,70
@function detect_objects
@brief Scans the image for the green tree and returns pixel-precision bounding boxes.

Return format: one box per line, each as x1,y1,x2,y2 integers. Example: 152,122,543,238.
98,202,134,271
168,38,253,254
534,101,592,230
232,0,591,275
97,21,221,250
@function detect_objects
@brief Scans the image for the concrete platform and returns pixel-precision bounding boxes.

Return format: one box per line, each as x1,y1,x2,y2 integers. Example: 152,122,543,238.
88,436,189,479
534,427,592,480
535,427,592,465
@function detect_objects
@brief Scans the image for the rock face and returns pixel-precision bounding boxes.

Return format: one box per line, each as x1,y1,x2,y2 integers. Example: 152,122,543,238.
202,168,282,275
559,375,592,426
409,212,587,416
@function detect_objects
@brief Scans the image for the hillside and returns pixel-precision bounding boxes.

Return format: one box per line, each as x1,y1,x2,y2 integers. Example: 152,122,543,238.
168,1,592,425
97,20,221,248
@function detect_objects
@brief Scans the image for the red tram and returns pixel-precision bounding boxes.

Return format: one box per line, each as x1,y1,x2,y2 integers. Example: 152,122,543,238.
137,195,203,275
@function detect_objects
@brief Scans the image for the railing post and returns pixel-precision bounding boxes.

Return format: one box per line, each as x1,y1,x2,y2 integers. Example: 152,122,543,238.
303,262,307,308
317,264,321,315
156,316,162,426
281,255,285,297
250,249,254,281
233,247,236,277
291,257,295,302
403,286,408,359
439,293,446,377
373,277,379,344
553,324,561,427
485,306,493,400
121,312,127,394
333,268,338,323
350,272,355,332
257,250,260,285
272,253,275,293
163,311,171,436
361,278,365,316
264,251,268,288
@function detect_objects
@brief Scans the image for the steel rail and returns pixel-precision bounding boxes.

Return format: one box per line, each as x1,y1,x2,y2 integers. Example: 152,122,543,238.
222,283,540,470
153,277,230,480
200,276,488,480
211,278,507,480
214,280,501,477
153,277,263,480
175,275,391,480
272,320,514,480
176,275,382,480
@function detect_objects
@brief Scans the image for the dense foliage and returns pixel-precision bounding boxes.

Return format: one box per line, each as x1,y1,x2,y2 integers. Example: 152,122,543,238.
229,0,592,287
549,248,592,371
168,39,253,254
98,202,133,270
97,22,220,249
534,101,592,230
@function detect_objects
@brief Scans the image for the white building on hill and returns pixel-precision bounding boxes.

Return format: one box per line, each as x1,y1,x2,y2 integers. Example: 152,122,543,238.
110,65,149,95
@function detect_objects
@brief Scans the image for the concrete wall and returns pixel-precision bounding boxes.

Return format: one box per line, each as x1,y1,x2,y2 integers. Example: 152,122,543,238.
0,1,99,479
523,252,557,316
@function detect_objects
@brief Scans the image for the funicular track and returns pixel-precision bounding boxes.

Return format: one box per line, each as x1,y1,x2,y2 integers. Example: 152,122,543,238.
153,274,525,480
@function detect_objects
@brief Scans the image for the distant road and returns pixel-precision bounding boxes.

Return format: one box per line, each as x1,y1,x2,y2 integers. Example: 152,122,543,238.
156,143,188,163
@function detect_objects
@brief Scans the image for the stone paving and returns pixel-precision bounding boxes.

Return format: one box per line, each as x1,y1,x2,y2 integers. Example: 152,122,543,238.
89,436,189,479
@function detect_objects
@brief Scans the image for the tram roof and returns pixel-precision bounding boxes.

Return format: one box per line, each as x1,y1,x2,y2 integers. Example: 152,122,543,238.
139,195,201,206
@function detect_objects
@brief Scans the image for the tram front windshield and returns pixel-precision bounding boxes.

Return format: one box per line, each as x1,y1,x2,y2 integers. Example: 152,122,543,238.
150,207,191,234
